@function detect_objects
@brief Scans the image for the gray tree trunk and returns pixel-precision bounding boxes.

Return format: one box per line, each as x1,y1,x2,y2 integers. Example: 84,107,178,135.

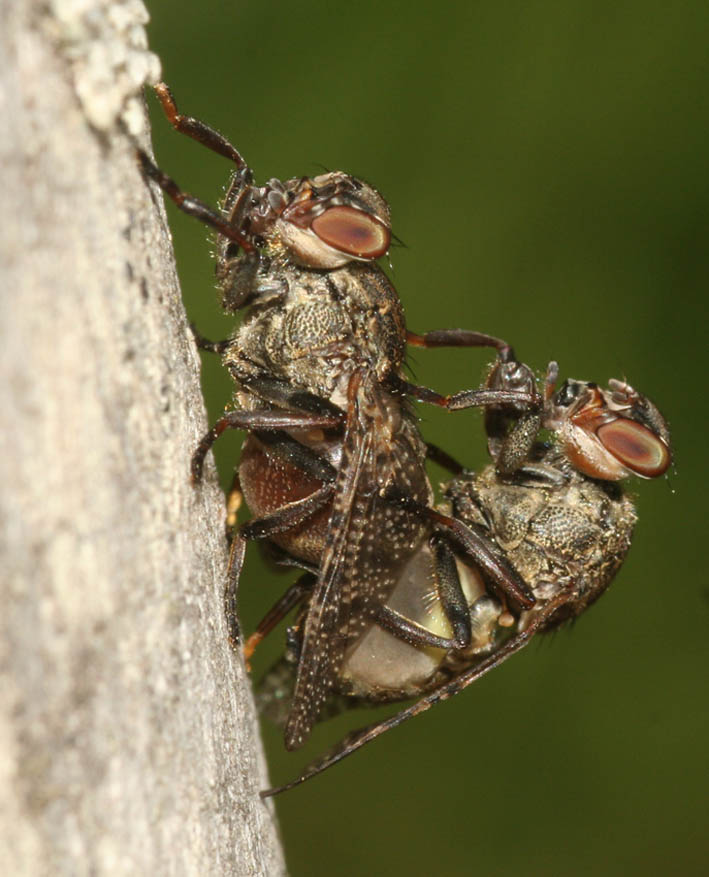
0,1,285,873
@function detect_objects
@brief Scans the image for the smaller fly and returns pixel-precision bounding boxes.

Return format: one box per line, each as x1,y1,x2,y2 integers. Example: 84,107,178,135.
255,356,671,795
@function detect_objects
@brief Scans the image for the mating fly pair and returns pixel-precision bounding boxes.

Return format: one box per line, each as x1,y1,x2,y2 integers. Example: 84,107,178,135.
139,84,671,794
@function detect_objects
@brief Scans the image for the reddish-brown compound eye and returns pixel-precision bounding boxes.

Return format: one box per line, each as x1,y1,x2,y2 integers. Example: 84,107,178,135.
310,206,390,259
597,418,671,478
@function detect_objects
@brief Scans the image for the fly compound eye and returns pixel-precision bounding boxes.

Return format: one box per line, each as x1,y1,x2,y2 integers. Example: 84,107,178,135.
596,418,671,478
310,206,390,259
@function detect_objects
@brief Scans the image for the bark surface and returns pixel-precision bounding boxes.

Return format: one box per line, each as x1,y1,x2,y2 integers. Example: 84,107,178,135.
0,1,285,873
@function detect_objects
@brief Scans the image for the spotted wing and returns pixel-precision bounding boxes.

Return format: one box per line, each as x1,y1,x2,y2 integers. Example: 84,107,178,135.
283,370,430,749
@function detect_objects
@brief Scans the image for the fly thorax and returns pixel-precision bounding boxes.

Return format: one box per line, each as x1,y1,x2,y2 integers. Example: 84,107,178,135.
279,299,350,360
482,485,544,550
254,300,351,395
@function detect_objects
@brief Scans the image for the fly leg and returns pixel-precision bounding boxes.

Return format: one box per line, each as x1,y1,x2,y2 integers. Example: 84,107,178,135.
145,83,257,249
190,324,230,355
396,331,539,414
375,534,471,650
192,372,345,484
243,573,316,665
388,373,537,413
137,149,255,250
239,484,336,542
404,329,527,409
191,407,342,483
233,374,347,420
385,489,535,611
222,480,334,651
424,441,464,475
152,82,249,169
426,506,535,610
482,357,546,472
402,340,552,474
406,329,513,359
224,531,247,649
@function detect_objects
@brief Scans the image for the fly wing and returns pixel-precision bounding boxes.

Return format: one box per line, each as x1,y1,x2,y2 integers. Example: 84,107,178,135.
284,370,431,749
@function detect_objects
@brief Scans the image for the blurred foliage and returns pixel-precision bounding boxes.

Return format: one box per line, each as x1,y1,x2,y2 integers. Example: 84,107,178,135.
145,1,708,874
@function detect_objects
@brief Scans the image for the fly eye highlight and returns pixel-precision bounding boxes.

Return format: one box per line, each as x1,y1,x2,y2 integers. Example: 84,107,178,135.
596,418,671,478
310,206,390,259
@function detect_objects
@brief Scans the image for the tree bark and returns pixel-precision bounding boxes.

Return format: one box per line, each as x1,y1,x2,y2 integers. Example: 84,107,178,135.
0,1,285,873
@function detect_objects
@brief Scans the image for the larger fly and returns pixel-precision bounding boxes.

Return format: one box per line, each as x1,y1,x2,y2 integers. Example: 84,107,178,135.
139,85,537,751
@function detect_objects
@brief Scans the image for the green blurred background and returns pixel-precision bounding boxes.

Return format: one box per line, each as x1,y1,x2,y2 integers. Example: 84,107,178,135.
145,1,708,873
